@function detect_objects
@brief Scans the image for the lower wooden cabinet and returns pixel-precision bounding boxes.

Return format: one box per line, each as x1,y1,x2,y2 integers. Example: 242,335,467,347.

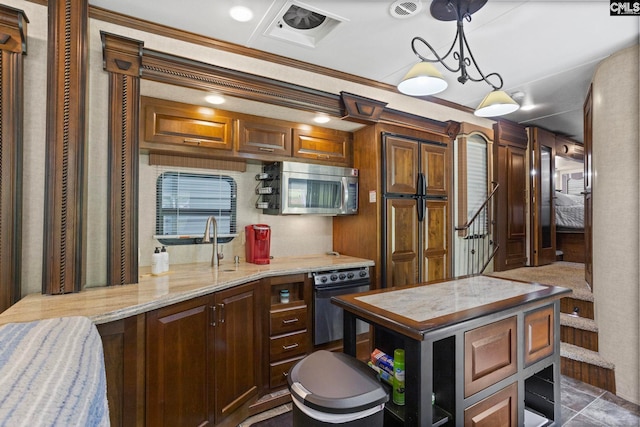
464,382,518,427
524,305,554,366
146,281,259,426
97,314,146,427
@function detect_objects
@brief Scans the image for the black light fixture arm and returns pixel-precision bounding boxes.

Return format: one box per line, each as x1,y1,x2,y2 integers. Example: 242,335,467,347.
410,6,504,91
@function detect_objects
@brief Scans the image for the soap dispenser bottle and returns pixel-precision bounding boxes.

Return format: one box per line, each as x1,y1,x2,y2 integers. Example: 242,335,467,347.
161,246,169,272
152,247,162,275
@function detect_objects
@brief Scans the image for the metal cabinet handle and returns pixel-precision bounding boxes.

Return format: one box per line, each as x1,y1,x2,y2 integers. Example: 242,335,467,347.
210,305,216,327
258,147,275,152
282,318,299,324
183,138,203,145
282,343,299,351
218,303,225,324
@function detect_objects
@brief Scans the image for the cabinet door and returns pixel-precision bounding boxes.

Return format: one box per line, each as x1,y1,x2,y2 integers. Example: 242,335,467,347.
385,197,419,287
237,119,292,157
421,143,448,196
384,134,419,195
97,315,145,427
146,296,215,427
464,382,518,427
421,200,448,283
141,96,233,152
293,128,352,165
214,282,259,421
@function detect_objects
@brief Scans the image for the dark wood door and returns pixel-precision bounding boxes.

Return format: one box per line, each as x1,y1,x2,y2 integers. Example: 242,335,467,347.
385,198,419,287
421,143,448,197
214,282,259,422
530,128,556,266
146,295,215,427
583,86,593,288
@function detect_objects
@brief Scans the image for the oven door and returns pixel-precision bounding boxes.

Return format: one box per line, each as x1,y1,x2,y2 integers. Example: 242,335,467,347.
313,281,370,346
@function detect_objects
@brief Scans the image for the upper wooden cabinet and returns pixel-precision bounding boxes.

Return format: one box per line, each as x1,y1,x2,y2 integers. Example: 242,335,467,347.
141,96,234,154
293,127,352,166
236,118,292,157
140,96,354,166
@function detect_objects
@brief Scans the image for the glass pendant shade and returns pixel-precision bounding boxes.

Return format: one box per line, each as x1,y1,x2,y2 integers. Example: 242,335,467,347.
474,90,520,117
397,62,448,96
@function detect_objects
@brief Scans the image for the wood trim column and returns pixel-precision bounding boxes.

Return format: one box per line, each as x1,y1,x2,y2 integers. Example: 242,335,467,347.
101,32,142,286
43,0,88,294
0,5,28,311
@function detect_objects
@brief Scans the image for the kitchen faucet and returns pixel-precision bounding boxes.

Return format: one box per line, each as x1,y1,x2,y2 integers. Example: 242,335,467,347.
203,216,222,267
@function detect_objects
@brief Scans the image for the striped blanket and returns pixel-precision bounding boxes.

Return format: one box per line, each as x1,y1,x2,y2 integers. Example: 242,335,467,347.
0,317,109,426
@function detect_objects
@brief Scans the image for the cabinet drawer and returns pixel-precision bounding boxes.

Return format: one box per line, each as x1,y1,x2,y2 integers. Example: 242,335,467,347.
270,330,309,362
464,316,517,397
270,356,305,389
464,382,518,427
524,305,554,366
270,306,308,335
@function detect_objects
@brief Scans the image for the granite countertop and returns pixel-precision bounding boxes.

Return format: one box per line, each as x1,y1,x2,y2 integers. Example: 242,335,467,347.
333,275,571,340
0,254,374,326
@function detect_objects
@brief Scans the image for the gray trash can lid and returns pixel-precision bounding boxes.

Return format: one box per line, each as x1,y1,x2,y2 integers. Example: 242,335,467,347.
287,350,389,414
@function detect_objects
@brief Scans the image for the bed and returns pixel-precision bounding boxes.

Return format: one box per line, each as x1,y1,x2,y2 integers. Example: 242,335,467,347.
0,316,110,426
555,192,585,262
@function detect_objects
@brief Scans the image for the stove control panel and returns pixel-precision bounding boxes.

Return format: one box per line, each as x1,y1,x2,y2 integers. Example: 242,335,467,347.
312,267,370,286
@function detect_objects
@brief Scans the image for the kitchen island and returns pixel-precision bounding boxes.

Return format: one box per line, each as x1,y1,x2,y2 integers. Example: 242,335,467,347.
333,275,571,427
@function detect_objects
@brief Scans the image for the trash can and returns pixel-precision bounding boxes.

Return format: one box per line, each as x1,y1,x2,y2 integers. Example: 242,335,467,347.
287,350,388,427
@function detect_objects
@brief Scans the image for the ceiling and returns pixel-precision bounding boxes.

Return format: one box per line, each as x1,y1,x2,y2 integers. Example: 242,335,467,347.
90,0,639,142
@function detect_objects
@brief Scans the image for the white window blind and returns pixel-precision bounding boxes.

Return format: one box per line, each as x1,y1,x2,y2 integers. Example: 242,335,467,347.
155,172,237,245
466,137,488,229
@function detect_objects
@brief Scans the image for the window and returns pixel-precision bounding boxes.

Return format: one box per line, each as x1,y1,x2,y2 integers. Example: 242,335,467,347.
457,134,489,235
155,172,237,245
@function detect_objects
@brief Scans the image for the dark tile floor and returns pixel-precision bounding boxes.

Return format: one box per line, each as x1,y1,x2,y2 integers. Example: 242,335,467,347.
241,375,640,426
561,375,640,426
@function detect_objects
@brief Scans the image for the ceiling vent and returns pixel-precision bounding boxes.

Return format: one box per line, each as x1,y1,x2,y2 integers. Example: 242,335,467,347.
264,1,345,48
389,0,423,19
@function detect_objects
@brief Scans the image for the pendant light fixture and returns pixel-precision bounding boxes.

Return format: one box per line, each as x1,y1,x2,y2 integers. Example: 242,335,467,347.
397,0,519,117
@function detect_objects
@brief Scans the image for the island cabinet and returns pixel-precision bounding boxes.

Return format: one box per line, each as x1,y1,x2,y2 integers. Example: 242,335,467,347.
333,276,570,427
146,281,260,427
262,273,313,389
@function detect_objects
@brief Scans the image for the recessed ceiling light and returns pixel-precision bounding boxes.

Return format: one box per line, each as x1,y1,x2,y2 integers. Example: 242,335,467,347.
229,6,253,22
205,94,225,105
313,114,330,124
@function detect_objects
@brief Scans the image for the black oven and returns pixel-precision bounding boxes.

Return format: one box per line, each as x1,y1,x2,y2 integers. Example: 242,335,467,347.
312,267,371,346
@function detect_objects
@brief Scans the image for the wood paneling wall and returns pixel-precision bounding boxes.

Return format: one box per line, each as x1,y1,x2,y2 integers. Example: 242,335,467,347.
43,0,89,294
0,5,27,311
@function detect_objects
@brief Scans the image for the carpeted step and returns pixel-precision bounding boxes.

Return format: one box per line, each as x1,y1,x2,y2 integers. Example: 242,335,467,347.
560,342,616,394
560,313,599,351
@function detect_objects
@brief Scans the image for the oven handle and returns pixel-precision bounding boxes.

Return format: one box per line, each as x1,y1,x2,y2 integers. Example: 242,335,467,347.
314,282,370,298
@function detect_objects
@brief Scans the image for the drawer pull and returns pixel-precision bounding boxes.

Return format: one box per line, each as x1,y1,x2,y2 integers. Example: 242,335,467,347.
282,318,299,324
183,138,203,145
282,343,299,351
259,147,275,152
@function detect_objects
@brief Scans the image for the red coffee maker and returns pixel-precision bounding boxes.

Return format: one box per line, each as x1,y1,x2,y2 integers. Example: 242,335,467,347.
245,224,271,264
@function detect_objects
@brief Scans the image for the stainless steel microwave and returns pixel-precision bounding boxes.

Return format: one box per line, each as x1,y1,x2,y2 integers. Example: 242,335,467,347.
257,161,358,215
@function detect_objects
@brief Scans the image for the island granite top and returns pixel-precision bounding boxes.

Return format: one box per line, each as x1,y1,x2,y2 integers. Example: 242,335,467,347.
333,275,571,341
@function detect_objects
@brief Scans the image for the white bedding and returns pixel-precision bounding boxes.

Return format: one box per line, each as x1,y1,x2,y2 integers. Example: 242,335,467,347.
0,317,110,426
555,192,584,229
